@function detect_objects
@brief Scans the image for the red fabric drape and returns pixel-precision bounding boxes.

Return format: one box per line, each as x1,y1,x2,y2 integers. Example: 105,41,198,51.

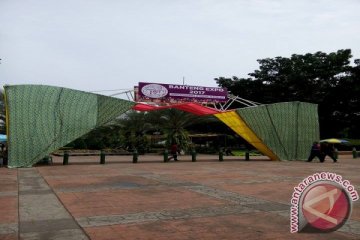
132,102,220,115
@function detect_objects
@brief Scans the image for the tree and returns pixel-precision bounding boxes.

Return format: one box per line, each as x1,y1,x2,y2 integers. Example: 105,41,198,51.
115,111,151,153
216,49,360,138
146,109,211,151
67,108,220,152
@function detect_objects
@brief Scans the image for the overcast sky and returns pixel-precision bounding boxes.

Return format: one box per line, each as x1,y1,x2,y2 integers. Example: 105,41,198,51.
1,0,359,97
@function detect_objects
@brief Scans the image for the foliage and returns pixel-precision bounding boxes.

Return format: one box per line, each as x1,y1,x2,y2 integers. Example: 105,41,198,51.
146,109,214,151
115,111,151,153
62,109,219,152
216,49,360,138
66,124,123,150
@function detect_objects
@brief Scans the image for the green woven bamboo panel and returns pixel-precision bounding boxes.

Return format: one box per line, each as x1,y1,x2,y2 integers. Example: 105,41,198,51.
236,102,319,160
4,85,135,167
297,102,320,159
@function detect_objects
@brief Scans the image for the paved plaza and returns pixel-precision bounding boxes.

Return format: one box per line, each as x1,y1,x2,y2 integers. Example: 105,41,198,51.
0,153,359,239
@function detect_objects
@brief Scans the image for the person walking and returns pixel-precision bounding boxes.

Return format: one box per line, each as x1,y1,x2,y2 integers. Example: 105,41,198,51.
307,141,322,162
320,142,337,163
0,143,5,167
167,143,179,161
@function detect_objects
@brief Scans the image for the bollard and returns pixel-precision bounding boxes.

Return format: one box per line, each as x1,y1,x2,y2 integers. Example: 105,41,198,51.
46,155,53,165
133,149,138,163
63,151,69,165
353,147,357,159
191,149,197,162
163,149,168,162
100,150,106,164
334,148,338,160
219,149,224,162
245,151,250,161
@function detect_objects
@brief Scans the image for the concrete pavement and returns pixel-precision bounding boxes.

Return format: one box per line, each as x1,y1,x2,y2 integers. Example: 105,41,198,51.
0,153,359,239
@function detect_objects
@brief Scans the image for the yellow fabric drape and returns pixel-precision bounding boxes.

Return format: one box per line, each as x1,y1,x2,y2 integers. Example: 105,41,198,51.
215,111,279,161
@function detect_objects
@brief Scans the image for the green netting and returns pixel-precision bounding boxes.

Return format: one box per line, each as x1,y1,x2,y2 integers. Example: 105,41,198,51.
236,102,319,160
4,85,135,168
297,102,320,159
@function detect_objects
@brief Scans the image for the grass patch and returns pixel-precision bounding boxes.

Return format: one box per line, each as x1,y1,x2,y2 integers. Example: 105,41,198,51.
231,150,263,156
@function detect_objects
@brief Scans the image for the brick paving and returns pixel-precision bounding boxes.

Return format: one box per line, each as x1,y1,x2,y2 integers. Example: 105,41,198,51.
0,153,359,239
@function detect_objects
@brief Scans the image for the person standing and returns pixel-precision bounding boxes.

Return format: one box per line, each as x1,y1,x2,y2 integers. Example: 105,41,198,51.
0,143,5,167
307,141,322,162
167,143,179,161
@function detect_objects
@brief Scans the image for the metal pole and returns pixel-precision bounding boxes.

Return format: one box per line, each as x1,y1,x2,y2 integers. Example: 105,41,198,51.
353,147,357,159
192,149,197,162
63,151,69,165
245,151,250,161
100,150,106,164
163,149,168,162
219,148,224,162
334,148,338,160
133,149,138,163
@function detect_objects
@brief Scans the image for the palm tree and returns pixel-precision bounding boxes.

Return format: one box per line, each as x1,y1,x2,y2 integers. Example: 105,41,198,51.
116,110,152,153
146,109,213,152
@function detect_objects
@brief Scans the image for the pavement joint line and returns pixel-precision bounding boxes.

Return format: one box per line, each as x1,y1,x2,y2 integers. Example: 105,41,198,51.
271,210,289,218
23,161,360,237
41,173,128,179
20,218,81,233
53,183,198,194
0,223,18,235
139,172,360,236
139,173,288,207
41,169,360,235
19,189,53,195
0,191,18,197
54,182,167,193
340,220,360,236
18,174,51,193
55,184,142,193
185,185,260,203
71,173,295,228
53,179,200,193
76,204,257,228
18,168,90,239
20,229,89,240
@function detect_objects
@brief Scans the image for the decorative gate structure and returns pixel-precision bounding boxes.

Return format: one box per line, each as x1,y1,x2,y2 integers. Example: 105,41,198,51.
3,84,319,167
215,102,319,161
4,85,135,167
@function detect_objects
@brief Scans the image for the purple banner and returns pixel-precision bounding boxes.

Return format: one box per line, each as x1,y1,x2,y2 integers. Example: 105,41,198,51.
137,82,228,103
